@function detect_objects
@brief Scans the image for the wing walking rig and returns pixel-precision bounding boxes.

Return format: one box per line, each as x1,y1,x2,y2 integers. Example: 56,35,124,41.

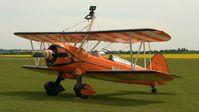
14,6,174,99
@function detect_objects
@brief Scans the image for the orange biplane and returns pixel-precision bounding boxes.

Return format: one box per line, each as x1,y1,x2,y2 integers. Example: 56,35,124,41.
14,6,173,99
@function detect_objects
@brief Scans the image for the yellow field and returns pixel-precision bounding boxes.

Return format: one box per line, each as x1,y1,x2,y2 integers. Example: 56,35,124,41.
0,55,31,58
0,54,199,59
109,54,199,59
162,54,199,59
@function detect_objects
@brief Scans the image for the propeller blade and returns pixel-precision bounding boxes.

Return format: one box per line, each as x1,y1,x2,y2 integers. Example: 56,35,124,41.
52,53,68,57
32,52,44,57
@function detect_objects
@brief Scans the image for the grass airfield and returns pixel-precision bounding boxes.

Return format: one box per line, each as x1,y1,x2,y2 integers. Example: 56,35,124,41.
0,57,199,112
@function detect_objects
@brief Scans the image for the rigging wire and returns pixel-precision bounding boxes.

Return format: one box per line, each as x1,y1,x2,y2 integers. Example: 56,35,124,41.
122,45,131,51
79,24,90,31
102,43,112,50
62,20,87,32
95,18,101,30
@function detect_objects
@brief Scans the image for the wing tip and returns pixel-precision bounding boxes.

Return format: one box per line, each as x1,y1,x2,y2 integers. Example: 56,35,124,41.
22,65,49,70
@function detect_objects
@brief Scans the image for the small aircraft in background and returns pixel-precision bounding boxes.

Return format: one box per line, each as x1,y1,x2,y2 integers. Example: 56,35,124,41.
14,6,173,99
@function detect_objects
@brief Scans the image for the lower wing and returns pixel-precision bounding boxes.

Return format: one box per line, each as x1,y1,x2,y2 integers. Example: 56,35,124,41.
86,70,173,84
22,65,56,75
22,65,174,85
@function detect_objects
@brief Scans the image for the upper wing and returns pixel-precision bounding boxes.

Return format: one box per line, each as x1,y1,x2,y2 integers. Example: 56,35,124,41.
14,28,171,44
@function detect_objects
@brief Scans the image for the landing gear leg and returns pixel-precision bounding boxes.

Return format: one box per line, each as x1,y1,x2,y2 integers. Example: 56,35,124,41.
44,72,65,96
151,85,157,93
73,75,95,99
73,75,88,99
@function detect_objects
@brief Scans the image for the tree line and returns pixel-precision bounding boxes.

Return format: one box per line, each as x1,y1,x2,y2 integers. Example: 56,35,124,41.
0,48,199,55
0,49,32,55
107,48,199,54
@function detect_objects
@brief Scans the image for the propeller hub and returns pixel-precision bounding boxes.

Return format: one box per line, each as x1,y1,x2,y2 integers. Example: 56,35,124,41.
44,50,53,60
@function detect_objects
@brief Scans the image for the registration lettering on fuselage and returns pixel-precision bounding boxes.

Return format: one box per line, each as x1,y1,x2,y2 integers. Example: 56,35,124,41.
112,67,121,70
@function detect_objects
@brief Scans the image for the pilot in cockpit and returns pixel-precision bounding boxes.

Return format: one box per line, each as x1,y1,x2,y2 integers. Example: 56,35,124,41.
90,51,106,57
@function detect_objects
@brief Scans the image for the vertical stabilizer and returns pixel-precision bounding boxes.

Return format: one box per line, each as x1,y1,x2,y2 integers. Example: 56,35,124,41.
147,54,169,74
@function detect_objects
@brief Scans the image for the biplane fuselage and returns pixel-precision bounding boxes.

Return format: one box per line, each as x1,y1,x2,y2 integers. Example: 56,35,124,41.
48,42,134,73
46,42,172,86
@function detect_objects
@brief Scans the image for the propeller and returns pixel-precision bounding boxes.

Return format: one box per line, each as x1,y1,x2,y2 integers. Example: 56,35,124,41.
32,52,44,57
32,44,69,66
32,50,68,58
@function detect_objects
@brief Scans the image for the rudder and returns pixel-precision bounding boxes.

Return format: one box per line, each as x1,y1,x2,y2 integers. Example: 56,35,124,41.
147,54,169,74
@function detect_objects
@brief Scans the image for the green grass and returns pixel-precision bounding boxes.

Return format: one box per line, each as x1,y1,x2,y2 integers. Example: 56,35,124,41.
0,58,199,112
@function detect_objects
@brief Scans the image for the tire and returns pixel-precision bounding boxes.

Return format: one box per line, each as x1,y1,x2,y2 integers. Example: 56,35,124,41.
44,81,65,96
73,83,89,99
151,88,157,93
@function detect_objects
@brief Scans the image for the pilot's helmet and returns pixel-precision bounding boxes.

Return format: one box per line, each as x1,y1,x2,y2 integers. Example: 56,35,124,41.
98,51,105,55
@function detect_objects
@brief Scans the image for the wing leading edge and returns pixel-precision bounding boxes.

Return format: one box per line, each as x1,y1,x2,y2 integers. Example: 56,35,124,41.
22,65,56,75
14,29,171,44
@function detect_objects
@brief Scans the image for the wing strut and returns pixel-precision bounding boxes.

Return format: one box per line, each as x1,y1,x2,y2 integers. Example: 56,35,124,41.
30,40,39,66
129,36,134,69
148,42,152,70
29,40,48,66
143,42,146,69
134,41,143,68
30,40,34,53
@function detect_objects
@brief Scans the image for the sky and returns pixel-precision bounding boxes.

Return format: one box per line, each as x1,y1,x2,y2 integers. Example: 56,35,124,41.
0,0,199,50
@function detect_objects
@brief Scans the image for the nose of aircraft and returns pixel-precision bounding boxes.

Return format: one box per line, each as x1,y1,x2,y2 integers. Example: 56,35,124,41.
45,44,69,66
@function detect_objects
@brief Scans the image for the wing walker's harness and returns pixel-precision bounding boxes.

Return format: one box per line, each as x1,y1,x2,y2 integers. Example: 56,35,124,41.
85,6,96,20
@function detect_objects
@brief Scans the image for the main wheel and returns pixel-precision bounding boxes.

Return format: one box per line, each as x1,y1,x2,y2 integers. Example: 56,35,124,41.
73,83,89,99
44,81,65,96
151,88,157,93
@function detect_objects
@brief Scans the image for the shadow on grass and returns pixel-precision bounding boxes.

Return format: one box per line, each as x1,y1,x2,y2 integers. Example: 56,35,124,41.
0,90,177,107
116,91,178,96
